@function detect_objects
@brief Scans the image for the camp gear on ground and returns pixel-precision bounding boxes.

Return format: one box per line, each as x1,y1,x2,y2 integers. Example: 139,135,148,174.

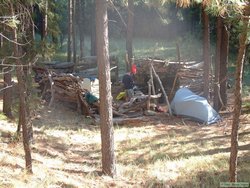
116,92,126,100
171,88,221,125
85,92,99,104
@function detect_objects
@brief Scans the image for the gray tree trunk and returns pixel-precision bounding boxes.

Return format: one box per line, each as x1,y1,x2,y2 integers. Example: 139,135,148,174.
213,16,222,111
91,1,96,56
72,0,77,65
126,0,134,71
42,0,48,40
78,0,85,58
202,5,210,99
67,0,73,62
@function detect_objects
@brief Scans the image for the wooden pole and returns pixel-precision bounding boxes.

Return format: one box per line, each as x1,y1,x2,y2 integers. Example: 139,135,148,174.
151,64,172,115
150,66,157,104
147,79,151,110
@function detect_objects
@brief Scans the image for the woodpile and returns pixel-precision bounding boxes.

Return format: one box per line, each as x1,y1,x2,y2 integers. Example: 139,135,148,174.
38,72,93,116
175,61,205,94
134,58,180,101
33,69,162,118
32,57,206,118
133,58,206,100
33,55,119,83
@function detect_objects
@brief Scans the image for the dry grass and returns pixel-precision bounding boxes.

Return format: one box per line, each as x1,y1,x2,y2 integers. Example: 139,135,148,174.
1,102,250,188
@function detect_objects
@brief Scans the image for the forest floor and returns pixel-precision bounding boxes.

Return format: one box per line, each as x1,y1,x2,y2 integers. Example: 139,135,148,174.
1,94,250,187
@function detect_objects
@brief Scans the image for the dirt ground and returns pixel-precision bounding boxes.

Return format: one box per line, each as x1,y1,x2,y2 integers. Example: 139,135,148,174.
1,91,250,187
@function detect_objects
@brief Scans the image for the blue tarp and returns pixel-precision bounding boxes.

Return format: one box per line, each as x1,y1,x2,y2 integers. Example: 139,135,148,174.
171,88,221,125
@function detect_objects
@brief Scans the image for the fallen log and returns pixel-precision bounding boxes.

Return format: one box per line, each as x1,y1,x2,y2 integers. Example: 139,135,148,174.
118,93,162,114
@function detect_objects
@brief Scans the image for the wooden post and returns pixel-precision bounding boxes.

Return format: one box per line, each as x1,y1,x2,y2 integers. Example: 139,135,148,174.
148,66,156,104
147,80,151,110
151,64,172,115
48,72,55,108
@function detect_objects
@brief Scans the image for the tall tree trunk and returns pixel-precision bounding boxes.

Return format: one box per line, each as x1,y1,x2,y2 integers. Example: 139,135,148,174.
42,0,48,40
41,0,48,59
78,0,85,58
16,65,33,174
67,0,73,62
126,0,134,72
72,0,77,65
96,0,116,177
21,50,33,141
3,65,13,118
30,5,35,41
202,5,210,99
91,1,96,56
11,3,32,174
229,17,249,182
220,22,229,110
19,3,34,141
213,16,222,111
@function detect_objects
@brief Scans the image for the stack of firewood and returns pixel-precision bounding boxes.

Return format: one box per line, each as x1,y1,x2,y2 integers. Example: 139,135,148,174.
38,72,94,116
134,58,206,97
35,71,160,118
175,61,205,94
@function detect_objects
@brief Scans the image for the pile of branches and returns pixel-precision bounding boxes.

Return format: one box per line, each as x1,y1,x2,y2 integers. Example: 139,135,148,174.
33,67,163,118
134,58,207,97
37,71,95,116
174,61,205,94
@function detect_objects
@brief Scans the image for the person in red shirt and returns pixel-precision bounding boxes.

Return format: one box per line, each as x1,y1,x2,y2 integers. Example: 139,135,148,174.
122,64,137,101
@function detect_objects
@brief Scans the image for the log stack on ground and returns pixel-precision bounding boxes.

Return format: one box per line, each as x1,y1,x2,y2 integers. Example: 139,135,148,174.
133,58,206,100
134,58,180,101
176,61,205,94
34,70,162,118
38,72,93,116
32,57,206,118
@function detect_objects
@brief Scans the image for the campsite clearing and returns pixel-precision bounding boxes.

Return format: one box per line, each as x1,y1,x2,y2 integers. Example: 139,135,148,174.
0,99,250,187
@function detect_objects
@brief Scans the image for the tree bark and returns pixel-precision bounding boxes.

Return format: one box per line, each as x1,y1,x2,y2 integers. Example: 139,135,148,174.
96,0,116,177
16,65,33,174
67,0,73,62
42,0,48,40
229,17,249,182
126,0,134,71
11,3,32,174
220,22,229,110
3,66,13,118
213,16,222,111
91,1,96,56
202,5,210,99
72,0,77,65
78,0,85,58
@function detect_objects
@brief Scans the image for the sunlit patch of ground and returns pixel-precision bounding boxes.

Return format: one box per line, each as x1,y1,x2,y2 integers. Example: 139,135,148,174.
0,102,250,187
